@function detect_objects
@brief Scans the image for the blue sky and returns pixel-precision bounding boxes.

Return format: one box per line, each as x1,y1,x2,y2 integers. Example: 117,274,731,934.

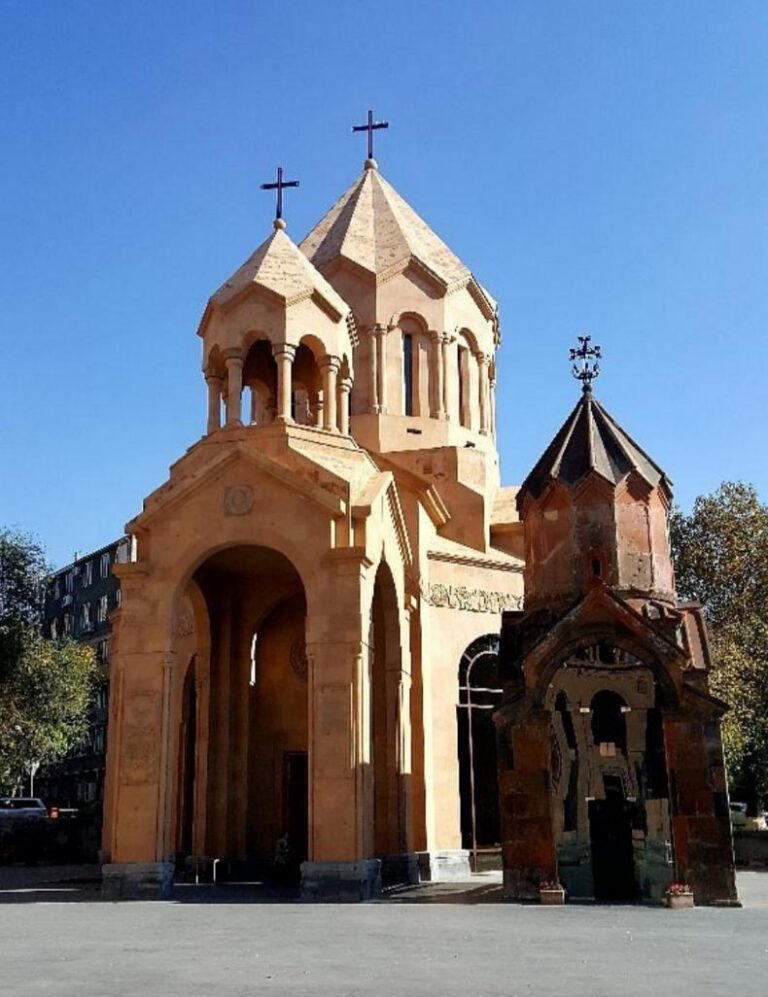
1,1,766,568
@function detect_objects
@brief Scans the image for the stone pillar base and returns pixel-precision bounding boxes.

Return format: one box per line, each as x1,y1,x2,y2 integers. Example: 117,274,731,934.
300,859,382,902
416,850,471,882
380,853,420,889
101,862,175,901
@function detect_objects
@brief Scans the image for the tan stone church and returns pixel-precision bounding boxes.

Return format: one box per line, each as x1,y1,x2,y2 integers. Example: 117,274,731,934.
101,127,737,904
102,139,524,900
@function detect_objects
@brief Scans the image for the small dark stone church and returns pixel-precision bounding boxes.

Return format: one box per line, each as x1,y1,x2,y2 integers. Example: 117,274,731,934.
495,353,739,906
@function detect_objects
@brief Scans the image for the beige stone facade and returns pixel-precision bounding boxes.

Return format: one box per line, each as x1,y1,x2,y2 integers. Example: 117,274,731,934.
101,159,523,899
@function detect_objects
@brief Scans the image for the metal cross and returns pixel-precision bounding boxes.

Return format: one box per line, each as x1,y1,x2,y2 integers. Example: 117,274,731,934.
352,109,389,161
569,335,602,391
260,166,299,221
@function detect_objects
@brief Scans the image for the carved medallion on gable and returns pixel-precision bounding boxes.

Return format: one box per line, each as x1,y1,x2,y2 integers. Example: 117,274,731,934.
223,484,254,516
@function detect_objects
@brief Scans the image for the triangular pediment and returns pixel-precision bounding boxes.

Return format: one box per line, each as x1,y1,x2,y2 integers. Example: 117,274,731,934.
130,442,348,532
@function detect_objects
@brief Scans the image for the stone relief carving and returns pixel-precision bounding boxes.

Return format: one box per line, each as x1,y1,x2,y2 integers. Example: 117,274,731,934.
422,582,522,614
223,484,254,516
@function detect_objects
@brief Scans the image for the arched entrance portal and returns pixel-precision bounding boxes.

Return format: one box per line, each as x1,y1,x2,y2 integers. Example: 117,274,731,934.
369,562,406,863
174,544,308,876
547,642,672,902
457,635,502,863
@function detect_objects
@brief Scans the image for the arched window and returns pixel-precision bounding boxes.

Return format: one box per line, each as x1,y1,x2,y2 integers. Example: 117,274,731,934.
402,332,414,416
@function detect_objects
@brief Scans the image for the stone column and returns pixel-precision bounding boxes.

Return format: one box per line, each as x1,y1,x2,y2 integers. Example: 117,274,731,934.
223,350,244,428
301,559,382,901
205,373,222,434
368,327,380,414
320,355,341,432
489,371,497,440
272,343,296,423
497,709,559,900
338,377,353,435
476,352,489,435
375,325,388,414
440,334,452,421
663,715,739,905
430,332,446,420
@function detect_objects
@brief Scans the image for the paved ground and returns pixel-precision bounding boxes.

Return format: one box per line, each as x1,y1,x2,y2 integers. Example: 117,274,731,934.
1,867,766,996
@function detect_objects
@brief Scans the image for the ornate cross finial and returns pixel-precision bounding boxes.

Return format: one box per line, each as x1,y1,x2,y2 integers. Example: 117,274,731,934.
260,166,299,227
569,335,602,392
352,109,389,164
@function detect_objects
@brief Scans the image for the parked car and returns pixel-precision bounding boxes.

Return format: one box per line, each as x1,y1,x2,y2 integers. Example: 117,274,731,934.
0,797,52,864
730,802,748,827
0,798,50,820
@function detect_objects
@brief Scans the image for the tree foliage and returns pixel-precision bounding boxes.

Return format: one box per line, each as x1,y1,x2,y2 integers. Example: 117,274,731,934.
0,529,48,682
0,634,96,792
670,482,768,798
0,528,97,792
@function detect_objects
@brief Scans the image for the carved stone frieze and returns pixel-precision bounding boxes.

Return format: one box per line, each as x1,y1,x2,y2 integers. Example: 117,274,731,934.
422,581,522,614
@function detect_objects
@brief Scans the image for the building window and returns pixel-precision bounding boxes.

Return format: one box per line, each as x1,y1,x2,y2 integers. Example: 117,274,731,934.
65,572,74,594
403,332,414,416
115,588,122,608
97,595,108,623
54,578,61,599
63,613,72,635
100,552,111,579
98,639,109,664
81,560,93,587
81,603,91,628
50,618,58,639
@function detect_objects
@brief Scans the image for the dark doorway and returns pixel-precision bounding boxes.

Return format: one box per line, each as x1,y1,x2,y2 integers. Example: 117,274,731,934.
283,751,308,880
589,789,636,902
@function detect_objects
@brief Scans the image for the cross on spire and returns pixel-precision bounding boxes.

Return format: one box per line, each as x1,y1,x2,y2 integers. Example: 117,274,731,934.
352,109,389,163
260,166,299,225
569,335,602,392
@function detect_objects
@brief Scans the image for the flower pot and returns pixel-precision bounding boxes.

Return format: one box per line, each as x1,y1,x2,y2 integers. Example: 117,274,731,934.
666,892,694,909
539,888,565,905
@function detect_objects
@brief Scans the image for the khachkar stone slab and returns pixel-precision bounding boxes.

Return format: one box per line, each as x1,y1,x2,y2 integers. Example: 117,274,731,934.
416,850,471,882
300,859,382,902
102,862,175,901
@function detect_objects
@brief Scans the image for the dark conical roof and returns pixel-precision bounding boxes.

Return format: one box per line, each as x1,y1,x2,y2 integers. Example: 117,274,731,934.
519,389,672,502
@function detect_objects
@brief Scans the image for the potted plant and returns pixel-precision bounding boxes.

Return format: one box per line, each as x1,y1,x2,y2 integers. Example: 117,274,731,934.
539,879,565,905
665,882,694,909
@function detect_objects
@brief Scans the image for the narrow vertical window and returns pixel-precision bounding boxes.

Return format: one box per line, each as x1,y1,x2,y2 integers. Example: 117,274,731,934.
403,332,414,416
458,344,470,427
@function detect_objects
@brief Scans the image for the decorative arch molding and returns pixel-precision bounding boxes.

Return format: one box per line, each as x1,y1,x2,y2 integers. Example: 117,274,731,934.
528,624,681,712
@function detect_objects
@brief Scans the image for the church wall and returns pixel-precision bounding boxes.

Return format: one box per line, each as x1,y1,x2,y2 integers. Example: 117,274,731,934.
420,555,523,852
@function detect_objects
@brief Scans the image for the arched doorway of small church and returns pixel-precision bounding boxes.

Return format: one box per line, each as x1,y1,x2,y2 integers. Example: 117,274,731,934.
547,642,673,903
369,562,405,863
176,544,309,877
457,634,502,862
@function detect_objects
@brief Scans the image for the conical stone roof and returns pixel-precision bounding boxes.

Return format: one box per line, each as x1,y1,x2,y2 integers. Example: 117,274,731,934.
209,224,349,317
519,389,671,502
300,162,479,292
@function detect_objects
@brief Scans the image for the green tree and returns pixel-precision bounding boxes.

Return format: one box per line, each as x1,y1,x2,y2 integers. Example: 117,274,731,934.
0,529,47,682
670,482,768,800
0,528,97,793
